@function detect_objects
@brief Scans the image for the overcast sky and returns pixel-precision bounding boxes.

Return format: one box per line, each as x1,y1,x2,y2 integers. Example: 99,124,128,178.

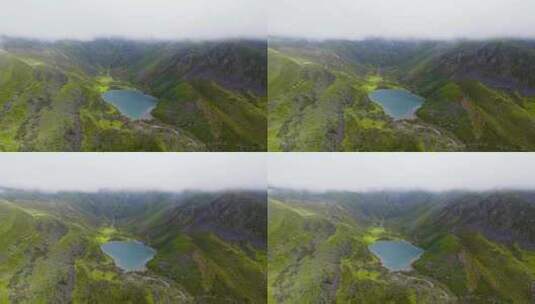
0,0,265,41
269,153,535,192
269,0,535,40
0,153,266,192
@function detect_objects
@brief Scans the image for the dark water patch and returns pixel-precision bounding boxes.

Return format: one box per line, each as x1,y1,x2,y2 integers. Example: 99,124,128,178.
101,240,156,272
102,90,158,119
369,240,423,271
369,89,424,120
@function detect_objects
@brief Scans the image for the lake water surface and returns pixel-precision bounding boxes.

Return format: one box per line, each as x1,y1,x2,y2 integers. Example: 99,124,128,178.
102,89,158,119
369,89,424,120
369,240,423,271
101,240,156,272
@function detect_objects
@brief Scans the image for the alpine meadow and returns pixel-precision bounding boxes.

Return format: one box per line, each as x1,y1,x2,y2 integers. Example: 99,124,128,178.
0,0,266,152
0,153,267,304
2,0,535,304
268,0,535,151
268,153,535,303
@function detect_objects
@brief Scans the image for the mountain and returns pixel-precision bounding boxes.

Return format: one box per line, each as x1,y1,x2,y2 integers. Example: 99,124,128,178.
0,189,267,303
268,189,535,303
0,37,267,151
268,38,535,151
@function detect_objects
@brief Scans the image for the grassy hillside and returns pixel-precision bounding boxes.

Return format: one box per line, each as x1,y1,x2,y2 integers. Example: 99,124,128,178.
268,189,535,303
268,48,459,151
0,190,267,304
268,196,453,303
269,38,535,151
0,38,266,151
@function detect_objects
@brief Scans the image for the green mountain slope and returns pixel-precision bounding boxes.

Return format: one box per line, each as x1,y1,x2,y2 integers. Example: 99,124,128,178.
268,189,535,303
0,189,267,304
269,38,535,151
268,193,454,303
0,37,266,151
268,48,459,151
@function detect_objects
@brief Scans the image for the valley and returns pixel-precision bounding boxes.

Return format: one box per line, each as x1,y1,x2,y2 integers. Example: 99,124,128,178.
0,189,267,304
268,189,535,303
0,37,267,151
268,38,535,151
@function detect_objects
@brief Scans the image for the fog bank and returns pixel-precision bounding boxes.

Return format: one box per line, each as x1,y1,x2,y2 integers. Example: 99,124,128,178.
0,0,266,40
269,153,535,192
269,0,535,40
0,153,266,192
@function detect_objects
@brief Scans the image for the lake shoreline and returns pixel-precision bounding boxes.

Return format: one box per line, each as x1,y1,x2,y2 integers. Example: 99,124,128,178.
101,240,156,272
369,239,424,272
369,89,425,120
102,89,159,120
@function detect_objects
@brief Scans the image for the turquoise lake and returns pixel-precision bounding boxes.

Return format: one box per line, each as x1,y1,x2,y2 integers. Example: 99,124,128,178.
368,89,424,120
101,241,156,272
102,89,158,119
368,240,424,271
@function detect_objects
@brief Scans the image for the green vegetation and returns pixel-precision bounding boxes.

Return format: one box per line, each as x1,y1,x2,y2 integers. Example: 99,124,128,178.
268,189,535,303
268,46,460,151
268,197,452,304
0,190,266,303
152,80,266,151
417,80,535,150
269,38,535,151
0,38,266,151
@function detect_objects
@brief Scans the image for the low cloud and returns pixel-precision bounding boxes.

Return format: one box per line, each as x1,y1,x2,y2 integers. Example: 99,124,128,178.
0,153,266,192
269,0,535,40
269,153,535,192
0,0,266,41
